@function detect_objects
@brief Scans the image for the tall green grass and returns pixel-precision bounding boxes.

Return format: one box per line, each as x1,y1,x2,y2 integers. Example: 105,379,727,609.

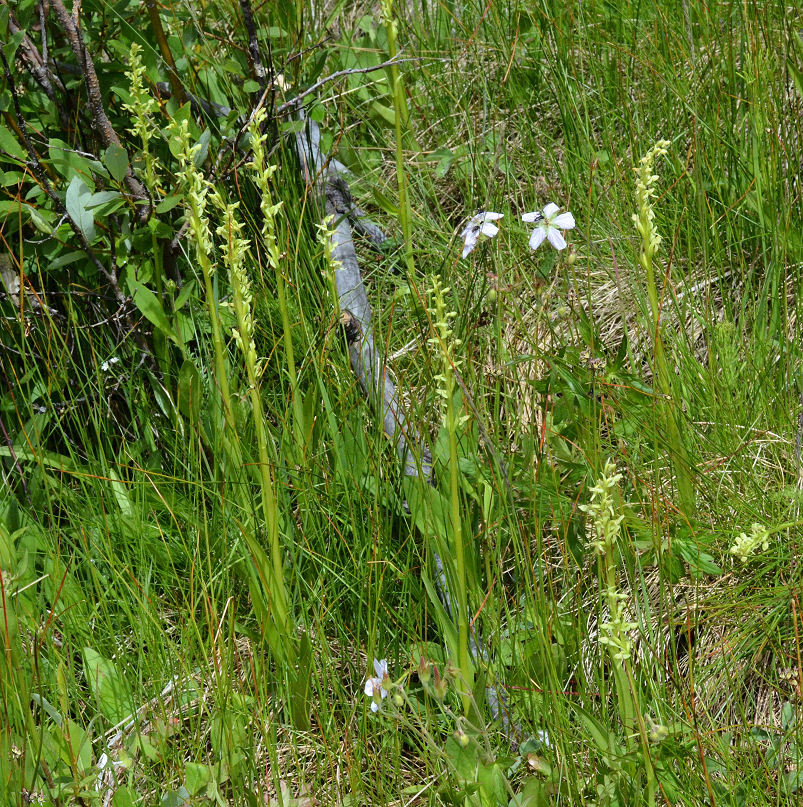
1,0,801,804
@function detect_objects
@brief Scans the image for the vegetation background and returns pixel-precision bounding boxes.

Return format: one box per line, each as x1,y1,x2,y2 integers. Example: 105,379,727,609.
1,0,802,804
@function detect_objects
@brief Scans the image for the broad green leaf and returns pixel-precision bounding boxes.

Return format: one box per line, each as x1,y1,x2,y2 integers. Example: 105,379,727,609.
2,32,25,63
132,282,182,346
155,194,182,214
160,787,190,807
65,175,95,242
113,787,136,807
177,360,201,421
103,144,130,182
82,647,132,724
85,190,122,209
49,138,94,179
370,100,396,126
193,128,212,168
184,762,212,796
108,468,133,516
0,125,25,161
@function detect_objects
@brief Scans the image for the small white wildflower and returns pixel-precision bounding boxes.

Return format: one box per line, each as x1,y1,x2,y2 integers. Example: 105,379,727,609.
460,211,503,258
100,357,120,372
523,203,575,251
364,658,390,712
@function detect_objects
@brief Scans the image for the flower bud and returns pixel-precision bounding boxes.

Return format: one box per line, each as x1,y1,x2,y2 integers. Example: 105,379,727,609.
444,660,460,681
647,716,669,744
432,666,448,700
417,656,431,685
454,730,470,748
392,691,404,708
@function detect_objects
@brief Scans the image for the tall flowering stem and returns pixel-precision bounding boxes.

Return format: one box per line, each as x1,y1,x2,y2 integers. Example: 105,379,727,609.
123,43,159,192
216,201,291,641
429,274,472,710
169,118,237,444
581,461,656,807
249,110,305,454
124,44,166,302
633,140,695,514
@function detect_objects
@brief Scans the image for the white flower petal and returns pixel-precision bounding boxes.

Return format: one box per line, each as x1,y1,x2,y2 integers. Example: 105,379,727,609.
542,202,560,220
528,227,548,250
462,235,479,258
521,211,543,223
551,211,575,230
481,211,504,222
380,686,389,699
547,228,567,250
364,678,375,697
480,222,499,238
374,658,388,678
371,700,379,712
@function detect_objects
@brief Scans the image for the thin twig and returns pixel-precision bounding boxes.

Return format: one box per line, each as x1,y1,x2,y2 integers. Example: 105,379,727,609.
143,0,187,106
238,0,268,97
274,54,436,117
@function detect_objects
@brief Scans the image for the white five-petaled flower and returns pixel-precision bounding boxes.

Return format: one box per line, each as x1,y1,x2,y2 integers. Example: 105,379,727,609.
522,203,575,251
364,658,390,712
460,211,503,258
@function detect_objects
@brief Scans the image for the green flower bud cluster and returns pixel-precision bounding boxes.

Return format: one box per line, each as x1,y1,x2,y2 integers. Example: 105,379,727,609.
123,43,159,190
168,118,214,265
729,523,770,563
248,108,284,272
580,460,624,556
632,139,670,265
427,274,467,427
581,461,637,664
215,201,262,381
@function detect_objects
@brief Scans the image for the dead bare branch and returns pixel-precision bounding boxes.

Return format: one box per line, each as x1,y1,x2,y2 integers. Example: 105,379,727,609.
4,2,65,105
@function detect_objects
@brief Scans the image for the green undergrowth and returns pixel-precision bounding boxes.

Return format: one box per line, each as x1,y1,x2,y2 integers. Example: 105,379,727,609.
1,0,801,805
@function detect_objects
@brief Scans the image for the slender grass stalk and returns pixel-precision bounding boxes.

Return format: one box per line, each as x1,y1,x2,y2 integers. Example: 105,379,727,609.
381,0,415,277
